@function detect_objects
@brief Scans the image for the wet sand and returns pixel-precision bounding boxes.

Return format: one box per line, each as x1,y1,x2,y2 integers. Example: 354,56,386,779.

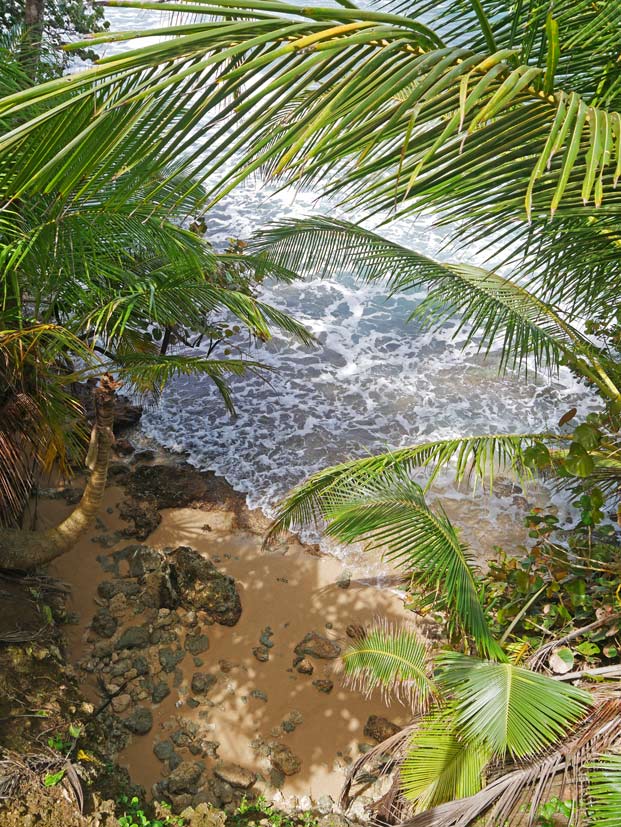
45,467,416,803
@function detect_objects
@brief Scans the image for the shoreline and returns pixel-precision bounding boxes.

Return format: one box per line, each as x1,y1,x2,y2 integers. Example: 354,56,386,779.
42,444,424,813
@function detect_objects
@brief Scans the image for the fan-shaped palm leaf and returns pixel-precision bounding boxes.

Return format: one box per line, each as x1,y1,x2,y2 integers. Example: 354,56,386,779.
341,620,433,708
436,652,592,759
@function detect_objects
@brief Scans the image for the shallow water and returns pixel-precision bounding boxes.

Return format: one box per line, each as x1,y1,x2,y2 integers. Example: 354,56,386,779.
104,6,599,558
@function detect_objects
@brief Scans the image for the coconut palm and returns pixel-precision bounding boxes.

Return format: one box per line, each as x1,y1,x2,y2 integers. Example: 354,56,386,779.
0,48,313,568
340,620,620,826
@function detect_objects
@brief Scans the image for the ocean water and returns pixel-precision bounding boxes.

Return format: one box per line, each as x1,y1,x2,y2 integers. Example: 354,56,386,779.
101,7,599,558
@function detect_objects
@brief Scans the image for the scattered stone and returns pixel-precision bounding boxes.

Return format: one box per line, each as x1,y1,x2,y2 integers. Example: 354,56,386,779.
363,715,401,743
154,740,175,761
124,707,153,735
132,655,149,676
253,646,269,663
184,632,210,655
336,571,351,589
191,673,217,695
152,681,171,704
91,608,118,639
166,761,204,796
111,693,132,713
295,658,313,675
98,580,141,600
116,625,149,651
294,631,341,660
214,763,256,790
159,646,185,673
313,679,334,694
260,626,274,649
270,744,301,776
250,689,268,702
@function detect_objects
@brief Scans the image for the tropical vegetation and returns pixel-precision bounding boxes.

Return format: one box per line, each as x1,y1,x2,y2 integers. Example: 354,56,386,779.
1,0,621,824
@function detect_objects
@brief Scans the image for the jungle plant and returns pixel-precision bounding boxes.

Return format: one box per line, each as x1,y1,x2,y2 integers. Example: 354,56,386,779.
339,620,619,827
0,48,312,569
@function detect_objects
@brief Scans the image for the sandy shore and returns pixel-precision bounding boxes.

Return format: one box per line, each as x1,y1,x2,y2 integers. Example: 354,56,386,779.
44,453,420,808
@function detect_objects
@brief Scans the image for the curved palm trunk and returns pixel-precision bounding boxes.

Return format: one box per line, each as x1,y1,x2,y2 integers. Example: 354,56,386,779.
0,374,120,570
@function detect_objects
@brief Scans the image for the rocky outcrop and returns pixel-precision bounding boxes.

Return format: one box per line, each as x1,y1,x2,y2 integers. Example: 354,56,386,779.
172,546,241,626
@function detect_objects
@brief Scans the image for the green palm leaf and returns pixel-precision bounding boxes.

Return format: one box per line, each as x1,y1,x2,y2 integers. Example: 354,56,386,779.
400,714,490,811
253,216,604,379
269,432,540,540
114,352,272,413
589,754,621,827
313,472,502,658
341,620,433,709
437,652,592,759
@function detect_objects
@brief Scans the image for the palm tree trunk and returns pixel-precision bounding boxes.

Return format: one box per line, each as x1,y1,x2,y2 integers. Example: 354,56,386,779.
20,0,46,80
0,374,120,570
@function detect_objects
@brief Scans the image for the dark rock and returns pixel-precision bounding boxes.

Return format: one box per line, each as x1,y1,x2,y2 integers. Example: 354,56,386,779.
250,689,267,702
172,547,242,626
159,647,185,673
126,464,212,509
153,740,175,762
133,449,156,463
336,571,351,589
214,763,255,790
363,715,401,743
124,707,153,735
152,681,171,704
91,608,118,638
116,626,149,651
119,499,161,542
128,545,165,578
167,762,204,796
132,655,149,676
270,744,301,776
73,381,142,434
294,631,341,660
191,672,217,695
97,580,141,600
115,438,135,456
184,632,210,655
313,679,334,694
171,730,193,748
252,646,269,663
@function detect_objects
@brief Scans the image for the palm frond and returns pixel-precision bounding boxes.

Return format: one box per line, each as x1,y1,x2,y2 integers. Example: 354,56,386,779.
436,652,593,759
400,714,490,812
341,620,433,709
269,432,540,541
114,352,272,414
402,697,621,827
588,753,621,827
286,470,502,658
252,216,600,377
